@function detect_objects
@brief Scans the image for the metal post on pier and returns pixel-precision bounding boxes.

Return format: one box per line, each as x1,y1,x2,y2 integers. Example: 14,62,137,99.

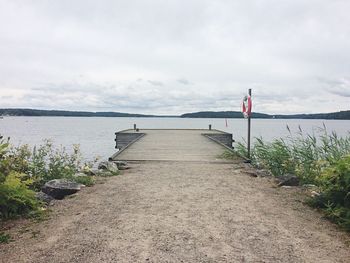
134,124,137,131
209,124,212,130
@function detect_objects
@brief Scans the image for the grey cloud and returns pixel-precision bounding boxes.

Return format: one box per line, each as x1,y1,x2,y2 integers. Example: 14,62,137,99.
177,78,192,85
147,80,164,86
0,1,350,114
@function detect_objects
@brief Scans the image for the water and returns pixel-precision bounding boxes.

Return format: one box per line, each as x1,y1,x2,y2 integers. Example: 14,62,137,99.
0,117,349,160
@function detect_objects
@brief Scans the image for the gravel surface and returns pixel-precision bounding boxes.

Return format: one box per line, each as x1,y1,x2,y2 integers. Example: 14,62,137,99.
1,160,349,263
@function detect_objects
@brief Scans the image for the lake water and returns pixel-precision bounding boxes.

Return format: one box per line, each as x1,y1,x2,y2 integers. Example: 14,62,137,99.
0,117,349,160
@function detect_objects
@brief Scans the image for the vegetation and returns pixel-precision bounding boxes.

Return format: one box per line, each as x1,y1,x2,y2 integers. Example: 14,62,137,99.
236,126,350,230
0,108,156,117
0,136,94,220
0,232,11,243
1,108,350,119
180,110,350,119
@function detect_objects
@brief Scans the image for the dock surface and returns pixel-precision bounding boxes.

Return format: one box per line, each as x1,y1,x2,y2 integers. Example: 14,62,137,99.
1,129,350,263
114,129,229,162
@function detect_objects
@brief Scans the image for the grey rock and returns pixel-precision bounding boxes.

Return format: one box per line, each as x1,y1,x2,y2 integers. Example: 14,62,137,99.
35,191,54,204
42,179,81,200
74,172,87,177
98,161,119,174
95,169,114,177
277,174,300,187
112,161,130,170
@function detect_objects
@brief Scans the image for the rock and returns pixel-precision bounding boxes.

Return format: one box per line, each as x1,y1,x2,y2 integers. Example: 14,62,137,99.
277,174,300,187
311,190,321,197
256,169,270,177
98,161,119,174
42,179,82,200
95,169,115,177
35,191,54,204
302,184,316,189
83,169,99,176
245,171,258,177
112,161,130,170
74,172,87,177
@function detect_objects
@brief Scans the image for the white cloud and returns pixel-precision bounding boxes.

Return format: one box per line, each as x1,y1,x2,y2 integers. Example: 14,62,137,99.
0,0,349,114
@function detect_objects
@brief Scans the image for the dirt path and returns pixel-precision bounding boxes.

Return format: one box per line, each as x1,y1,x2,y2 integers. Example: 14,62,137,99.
1,160,349,262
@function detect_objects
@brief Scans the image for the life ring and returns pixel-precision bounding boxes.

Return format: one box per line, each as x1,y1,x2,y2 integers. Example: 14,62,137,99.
242,95,252,118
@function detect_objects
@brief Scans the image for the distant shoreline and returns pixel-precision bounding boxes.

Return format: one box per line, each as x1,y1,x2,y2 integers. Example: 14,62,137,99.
0,108,349,120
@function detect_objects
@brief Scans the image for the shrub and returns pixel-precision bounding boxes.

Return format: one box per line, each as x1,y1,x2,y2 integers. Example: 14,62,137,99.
0,172,39,219
312,155,350,230
0,136,94,219
236,127,350,230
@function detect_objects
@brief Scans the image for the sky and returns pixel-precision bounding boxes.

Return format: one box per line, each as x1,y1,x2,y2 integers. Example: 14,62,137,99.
0,0,349,115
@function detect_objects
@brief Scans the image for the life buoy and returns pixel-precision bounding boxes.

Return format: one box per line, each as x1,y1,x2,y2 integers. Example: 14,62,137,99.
242,95,252,118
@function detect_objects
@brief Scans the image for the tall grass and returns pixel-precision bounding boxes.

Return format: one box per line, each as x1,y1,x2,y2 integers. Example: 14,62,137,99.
236,126,350,230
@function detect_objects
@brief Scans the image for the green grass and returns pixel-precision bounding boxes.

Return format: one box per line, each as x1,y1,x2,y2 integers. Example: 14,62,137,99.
218,150,239,160
71,175,95,186
235,126,350,230
0,232,11,244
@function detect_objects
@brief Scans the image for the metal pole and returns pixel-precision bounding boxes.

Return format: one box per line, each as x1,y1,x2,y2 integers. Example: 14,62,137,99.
247,89,252,161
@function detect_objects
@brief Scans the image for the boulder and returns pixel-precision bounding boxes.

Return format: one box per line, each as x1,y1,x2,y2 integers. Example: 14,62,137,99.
98,161,119,174
35,191,54,204
112,161,130,170
277,174,300,187
42,179,81,200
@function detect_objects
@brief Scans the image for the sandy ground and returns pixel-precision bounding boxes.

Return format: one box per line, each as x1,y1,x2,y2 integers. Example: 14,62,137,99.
1,160,349,263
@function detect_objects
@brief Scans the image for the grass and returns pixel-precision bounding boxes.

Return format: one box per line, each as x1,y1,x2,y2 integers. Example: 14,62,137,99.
218,150,239,160
0,232,11,244
235,125,350,231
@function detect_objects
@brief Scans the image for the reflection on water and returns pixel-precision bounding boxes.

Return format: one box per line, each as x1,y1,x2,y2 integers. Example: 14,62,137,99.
0,117,349,160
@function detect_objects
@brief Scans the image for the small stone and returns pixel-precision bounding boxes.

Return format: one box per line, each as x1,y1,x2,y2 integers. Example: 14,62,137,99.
277,174,300,187
311,191,321,197
98,161,119,174
74,172,87,177
245,171,258,177
35,191,54,204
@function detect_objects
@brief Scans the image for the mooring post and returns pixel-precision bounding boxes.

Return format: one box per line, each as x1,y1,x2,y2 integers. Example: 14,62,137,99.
247,88,252,161
209,124,212,130
134,124,137,131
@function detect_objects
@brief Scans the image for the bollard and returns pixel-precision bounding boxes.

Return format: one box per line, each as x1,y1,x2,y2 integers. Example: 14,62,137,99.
209,124,212,130
134,124,137,130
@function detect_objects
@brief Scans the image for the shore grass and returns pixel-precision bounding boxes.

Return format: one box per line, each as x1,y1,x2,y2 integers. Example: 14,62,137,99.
0,136,95,220
236,126,350,230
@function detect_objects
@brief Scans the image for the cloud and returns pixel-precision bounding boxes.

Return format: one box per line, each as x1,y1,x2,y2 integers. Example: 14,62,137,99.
0,0,349,114
177,78,192,85
147,80,164,86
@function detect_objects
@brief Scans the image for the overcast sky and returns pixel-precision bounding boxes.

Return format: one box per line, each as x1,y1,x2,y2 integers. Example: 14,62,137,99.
0,0,349,115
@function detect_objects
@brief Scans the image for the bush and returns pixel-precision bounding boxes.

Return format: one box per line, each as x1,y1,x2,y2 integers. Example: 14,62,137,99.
312,156,350,230
0,135,95,219
236,127,350,230
0,172,38,219
7,141,83,191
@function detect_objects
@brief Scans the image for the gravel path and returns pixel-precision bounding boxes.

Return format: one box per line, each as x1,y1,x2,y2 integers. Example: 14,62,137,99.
1,160,349,263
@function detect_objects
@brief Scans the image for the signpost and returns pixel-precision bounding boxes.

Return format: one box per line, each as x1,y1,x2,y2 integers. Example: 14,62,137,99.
242,89,252,161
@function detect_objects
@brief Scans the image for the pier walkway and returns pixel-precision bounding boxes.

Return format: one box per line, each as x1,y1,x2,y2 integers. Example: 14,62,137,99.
1,129,349,262
113,129,231,162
